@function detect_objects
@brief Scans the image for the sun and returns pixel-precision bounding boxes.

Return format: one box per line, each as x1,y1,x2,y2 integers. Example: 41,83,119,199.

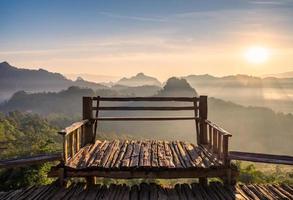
244,46,269,64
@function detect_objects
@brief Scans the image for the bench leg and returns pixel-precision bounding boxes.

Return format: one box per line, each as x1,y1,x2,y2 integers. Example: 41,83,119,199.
223,168,237,186
199,177,208,186
58,168,68,187
86,176,96,187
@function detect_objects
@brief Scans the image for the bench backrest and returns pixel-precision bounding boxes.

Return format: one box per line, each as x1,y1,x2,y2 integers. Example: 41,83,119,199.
82,96,208,144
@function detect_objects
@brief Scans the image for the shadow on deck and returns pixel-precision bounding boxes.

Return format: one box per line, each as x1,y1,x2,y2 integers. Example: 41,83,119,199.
1,181,292,200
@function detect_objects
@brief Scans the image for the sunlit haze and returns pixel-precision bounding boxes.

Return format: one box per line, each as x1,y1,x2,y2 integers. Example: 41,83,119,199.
1,0,293,80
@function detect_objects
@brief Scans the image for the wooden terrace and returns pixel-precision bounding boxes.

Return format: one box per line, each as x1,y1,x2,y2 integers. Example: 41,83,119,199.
49,96,237,185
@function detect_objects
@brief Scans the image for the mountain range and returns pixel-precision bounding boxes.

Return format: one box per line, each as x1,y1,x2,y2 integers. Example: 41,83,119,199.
1,61,293,113
0,62,108,102
1,77,292,155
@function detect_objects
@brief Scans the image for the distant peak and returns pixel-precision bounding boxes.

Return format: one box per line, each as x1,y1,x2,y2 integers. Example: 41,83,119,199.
136,72,145,77
76,76,84,81
0,61,11,67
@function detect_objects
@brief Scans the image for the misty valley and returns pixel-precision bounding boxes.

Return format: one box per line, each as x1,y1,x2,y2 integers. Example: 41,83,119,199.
0,62,292,157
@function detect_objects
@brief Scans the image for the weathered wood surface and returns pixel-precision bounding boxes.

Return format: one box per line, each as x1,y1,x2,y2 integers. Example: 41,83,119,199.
65,140,223,170
0,153,61,168
1,181,292,200
58,120,88,135
93,117,198,121
229,151,293,165
92,96,198,102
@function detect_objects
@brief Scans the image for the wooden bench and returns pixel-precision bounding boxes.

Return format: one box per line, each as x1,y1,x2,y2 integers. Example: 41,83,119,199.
49,96,237,186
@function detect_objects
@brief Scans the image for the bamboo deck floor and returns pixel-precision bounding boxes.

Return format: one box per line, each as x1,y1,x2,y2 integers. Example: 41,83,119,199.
1,181,292,200
66,140,222,170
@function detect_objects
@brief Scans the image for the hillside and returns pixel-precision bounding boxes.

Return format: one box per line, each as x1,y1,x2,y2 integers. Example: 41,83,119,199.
116,73,161,87
0,62,108,102
1,78,292,155
265,71,293,78
183,74,293,113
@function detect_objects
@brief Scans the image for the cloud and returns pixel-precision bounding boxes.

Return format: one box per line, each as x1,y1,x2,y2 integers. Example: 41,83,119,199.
98,11,167,22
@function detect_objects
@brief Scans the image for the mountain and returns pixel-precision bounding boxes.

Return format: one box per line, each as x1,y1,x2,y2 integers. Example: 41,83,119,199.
264,71,293,78
1,80,292,155
65,73,120,83
183,74,293,114
0,62,108,102
111,84,161,96
156,77,198,97
116,73,161,87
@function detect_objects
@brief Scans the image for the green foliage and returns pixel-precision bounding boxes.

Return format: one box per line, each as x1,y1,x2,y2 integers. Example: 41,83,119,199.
236,161,293,184
0,111,61,159
0,112,60,191
0,163,54,191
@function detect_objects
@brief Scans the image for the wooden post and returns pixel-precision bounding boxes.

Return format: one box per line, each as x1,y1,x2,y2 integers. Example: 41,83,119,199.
63,135,68,162
58,167,67,187
86,177,96,187
199,96,208,145
199,177,208,186
193,98,200,145
222,135,229,166
83,97,93,145
93,96,100,144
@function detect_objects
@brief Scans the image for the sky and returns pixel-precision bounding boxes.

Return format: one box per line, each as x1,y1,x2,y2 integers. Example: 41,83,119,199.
0,0,293,81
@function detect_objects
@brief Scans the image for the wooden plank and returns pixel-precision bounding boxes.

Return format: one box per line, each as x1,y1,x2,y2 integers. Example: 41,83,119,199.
100,140,118,168
158,141,169,168
93,116,198,121
58,120,88,136
130,185,139,200
139,140,152,168
113,140,129,168
93,96,100,143
129,141,142,168
82,97,93,145
229,151,293,165
94,106,196,111
77,140,103,168
121,141,134,167
49,168,237,179
0,153,61,169
199,145,222,166
151,140,159,167
168,142,182,168
171,141,186,168
94,96,198,102
205,120,232,137
163,141,175,168
106,140,123,168
177,141,193,168
199,95,208,145
90,141,110,167
182,142,205,168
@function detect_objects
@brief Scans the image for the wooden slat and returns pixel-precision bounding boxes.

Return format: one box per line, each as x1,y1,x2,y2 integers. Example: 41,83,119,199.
129,141,142,168
58,120,88,136
229,151,293,165
5,182,293,200
182,142,205,168
93,106,196,111
205,120,232,137
168,142,182,168
121,141,134,167
151,140,159,167
0,153,61,169
139,141,151,168
157,141,168,168
113,140,129,168
93,116,198,121
93,96,198,102
163,141,175,168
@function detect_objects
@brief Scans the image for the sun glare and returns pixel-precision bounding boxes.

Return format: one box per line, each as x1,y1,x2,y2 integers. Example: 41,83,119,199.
245,46,269,64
